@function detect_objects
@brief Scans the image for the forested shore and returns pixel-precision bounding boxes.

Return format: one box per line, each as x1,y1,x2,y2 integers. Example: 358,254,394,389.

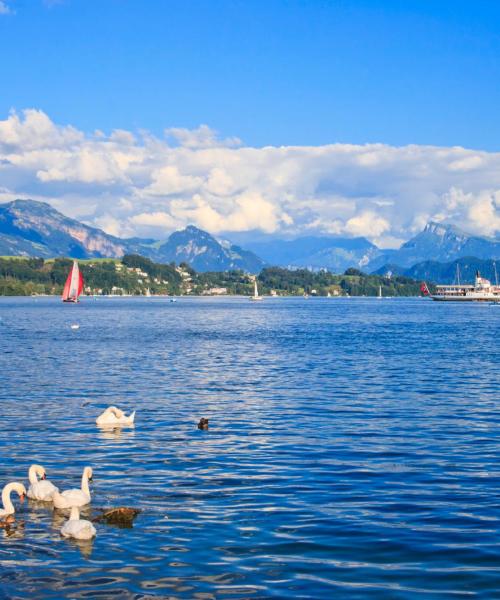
0,255,426,297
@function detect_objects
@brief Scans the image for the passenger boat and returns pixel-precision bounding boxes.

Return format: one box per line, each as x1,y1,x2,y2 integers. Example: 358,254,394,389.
421,270,500,302
62,260,84,303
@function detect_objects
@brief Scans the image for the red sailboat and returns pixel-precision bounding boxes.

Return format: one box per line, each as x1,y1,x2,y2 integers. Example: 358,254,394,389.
62,260,84,303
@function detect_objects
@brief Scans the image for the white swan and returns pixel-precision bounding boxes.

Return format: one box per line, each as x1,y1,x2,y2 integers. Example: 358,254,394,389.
60,506,96,540
53,467,92,509
0,482,26,517
96,406,135,427
27,464,59,501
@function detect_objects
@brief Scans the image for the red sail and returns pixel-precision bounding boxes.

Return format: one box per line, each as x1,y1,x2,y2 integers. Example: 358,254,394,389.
78,270,84,297
62,270,72,301
420,282,430,296
62,261,83,302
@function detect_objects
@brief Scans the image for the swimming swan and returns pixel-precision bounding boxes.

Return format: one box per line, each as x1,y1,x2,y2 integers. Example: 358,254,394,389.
0,482,26,517
60,506,96,540
96,406,135,427
27,464,59,501
52,467,92,509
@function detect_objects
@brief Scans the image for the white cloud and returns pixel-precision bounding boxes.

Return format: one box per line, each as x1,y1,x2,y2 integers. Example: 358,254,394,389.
345,211,390,237
0,109,83,150
130,211,177,230
145,166,202,196
1,109,500,246
164,124,241,149
441,187,500,237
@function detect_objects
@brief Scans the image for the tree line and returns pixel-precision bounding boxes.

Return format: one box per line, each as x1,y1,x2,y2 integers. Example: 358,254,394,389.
0,256,427,297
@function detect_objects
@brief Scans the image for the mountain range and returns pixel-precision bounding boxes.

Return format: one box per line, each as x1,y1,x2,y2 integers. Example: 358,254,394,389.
373,257,500,285
1,199,499,280
370,221,500,271
0,200,265,272
245,235,381,272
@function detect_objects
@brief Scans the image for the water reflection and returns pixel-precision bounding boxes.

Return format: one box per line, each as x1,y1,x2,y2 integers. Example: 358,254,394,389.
1,518,24,539
97,426,136,442
64,537,95,559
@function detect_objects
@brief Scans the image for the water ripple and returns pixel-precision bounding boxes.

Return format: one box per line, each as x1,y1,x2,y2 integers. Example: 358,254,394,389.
0,297,499,598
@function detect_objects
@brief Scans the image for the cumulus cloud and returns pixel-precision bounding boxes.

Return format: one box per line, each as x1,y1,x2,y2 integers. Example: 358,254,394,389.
345,211,390,237
164,124,241,149
146,166,202,196
1,109,500,247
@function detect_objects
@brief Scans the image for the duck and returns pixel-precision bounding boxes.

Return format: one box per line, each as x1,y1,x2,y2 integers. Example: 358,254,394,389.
52,467,92,509
60,506,96,540
96,406,135,427
0,482,27,517
27,464,59,502
197,418,209,430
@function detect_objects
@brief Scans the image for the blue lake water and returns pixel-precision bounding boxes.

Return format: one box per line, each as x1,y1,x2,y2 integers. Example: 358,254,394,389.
0,296,499,599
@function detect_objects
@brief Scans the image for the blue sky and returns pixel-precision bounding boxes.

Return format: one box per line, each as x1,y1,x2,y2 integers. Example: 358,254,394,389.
1,1,500,246
2,0,500,150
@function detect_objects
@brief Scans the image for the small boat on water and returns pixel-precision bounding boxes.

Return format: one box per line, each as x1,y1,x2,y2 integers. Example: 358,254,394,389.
378,285,382,299
250,279,263,301
62,261,84,303
421,269,500,302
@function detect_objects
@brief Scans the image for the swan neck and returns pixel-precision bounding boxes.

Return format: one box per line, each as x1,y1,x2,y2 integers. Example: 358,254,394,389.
28,465,38,485
1,484,14,514
70,506,80,520
28,465,42,485
81,471,90,495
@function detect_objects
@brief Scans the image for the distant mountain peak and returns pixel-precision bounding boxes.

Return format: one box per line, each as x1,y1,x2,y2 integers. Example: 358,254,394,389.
423,221,470,240
0,202,264,271
424,221,450,235
369,220,500,270
184,224,206,235
158,225,264,272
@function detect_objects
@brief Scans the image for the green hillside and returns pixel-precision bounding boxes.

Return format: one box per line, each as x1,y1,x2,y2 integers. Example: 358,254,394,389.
0,256,426,297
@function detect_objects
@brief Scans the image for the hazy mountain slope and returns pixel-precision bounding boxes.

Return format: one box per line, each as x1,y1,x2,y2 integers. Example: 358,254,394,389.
373,256,500,284
156,226,265,272
369,222,500,270
246,235,381,272
0,200,264,271
0,199,129,258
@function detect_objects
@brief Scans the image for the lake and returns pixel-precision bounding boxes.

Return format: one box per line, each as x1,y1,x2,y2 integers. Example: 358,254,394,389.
0,296,499,598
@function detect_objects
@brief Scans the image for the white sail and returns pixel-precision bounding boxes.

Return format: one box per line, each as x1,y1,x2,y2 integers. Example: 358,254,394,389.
250,277,263,301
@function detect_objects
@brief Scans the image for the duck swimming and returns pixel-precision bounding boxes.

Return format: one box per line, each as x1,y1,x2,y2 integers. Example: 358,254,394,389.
0,482,26,517
197,418,209,430
27,464,59,502
53,467,92,509
96,406,135,427
60,506,96,540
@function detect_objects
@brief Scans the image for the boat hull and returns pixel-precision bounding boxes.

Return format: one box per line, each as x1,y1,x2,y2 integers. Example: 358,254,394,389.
431,295,500,302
